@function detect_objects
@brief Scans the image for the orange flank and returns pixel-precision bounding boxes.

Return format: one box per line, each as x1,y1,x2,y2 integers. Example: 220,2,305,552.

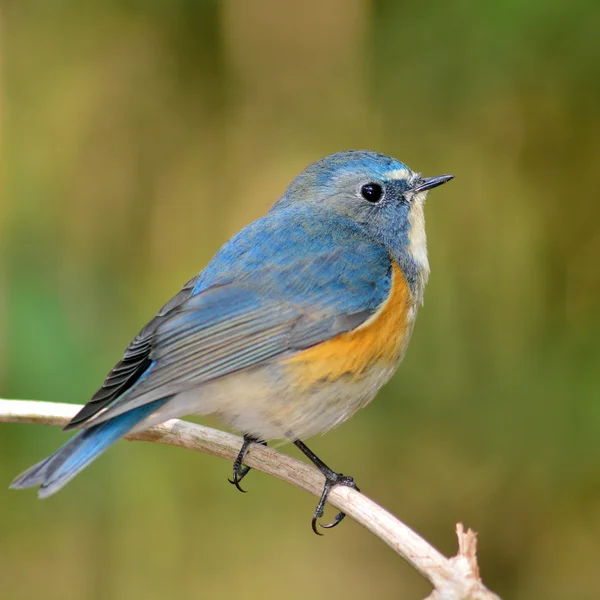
284,261,413,385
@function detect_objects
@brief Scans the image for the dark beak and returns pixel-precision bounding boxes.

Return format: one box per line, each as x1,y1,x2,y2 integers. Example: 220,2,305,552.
412,174,454,193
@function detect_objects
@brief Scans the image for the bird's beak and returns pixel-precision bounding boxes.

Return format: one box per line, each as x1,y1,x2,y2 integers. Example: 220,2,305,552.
412,174,454,193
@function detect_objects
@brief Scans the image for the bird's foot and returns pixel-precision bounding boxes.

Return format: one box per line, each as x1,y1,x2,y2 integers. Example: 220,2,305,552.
292,438,360,535
311,470,360,535
228,434,266,493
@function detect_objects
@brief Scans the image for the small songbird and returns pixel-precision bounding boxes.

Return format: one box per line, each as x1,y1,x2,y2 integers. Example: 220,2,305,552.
11,150,452,533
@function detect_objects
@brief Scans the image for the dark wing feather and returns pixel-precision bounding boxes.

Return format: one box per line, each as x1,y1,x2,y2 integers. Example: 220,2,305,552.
65,274,202,430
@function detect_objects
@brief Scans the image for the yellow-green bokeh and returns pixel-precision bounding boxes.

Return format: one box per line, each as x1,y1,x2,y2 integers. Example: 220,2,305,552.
1,1,599,599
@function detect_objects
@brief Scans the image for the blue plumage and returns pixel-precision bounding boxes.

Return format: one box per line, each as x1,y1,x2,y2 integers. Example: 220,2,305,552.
194,205,392,313
11,150,453,504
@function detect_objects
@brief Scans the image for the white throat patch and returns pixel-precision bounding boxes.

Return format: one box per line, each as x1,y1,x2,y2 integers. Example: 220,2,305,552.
407,192,430,303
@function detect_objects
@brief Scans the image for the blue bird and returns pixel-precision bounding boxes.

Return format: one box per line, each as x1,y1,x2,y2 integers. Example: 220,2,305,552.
11,150,453,533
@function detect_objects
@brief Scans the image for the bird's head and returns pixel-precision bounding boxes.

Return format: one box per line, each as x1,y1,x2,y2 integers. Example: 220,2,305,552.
275,150,453,294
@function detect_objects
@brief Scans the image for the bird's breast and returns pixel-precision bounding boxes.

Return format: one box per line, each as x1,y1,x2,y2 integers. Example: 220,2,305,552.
283,260,416,388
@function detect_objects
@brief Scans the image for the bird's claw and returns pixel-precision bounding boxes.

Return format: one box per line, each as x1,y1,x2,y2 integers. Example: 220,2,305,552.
228,463,252,493
311,473,359,535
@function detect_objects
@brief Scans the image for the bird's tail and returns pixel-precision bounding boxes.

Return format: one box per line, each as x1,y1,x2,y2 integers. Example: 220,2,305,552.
10,399,168,498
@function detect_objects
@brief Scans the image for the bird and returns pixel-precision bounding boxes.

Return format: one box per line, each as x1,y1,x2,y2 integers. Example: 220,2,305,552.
11,150,453,534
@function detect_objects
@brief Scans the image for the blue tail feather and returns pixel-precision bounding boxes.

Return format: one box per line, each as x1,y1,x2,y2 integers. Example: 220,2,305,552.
10,399,168,498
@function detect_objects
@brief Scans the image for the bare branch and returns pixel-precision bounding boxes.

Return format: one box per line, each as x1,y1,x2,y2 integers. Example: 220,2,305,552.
1,399,501,600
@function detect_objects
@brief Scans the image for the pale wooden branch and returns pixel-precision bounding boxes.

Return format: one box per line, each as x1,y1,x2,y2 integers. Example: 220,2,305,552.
1,399,501,600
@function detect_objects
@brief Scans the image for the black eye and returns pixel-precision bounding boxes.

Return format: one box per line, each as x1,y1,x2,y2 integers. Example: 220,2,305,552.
360,182,383,203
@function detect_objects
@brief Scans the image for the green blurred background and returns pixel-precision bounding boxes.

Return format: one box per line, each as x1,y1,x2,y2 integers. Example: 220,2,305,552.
1,1,599,598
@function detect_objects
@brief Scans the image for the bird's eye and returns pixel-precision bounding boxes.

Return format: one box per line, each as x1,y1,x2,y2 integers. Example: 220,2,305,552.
360,183,383,203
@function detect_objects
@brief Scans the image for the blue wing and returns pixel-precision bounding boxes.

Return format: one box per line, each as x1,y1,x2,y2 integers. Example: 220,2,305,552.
68,205,392,429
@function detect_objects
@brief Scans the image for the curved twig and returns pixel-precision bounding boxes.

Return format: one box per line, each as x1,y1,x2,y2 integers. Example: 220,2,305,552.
0,399,500,600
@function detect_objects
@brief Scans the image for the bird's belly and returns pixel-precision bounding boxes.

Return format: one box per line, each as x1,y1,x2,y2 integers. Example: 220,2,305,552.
146,356,398,441
212,359,398,440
